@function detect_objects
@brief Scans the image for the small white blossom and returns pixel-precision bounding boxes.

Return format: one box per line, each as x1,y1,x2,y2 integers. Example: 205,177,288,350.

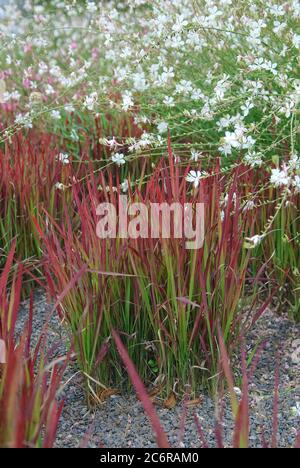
280,100,295,118
244,151,263,168
65,104,75,113
241,100,254,116
50,110,61,120
112,152,126,166
70,129,79,141
86,2,97,13
233,387,242,397
163,96,175,107
55,182,65,191
243,199,256,212
157,121,168,134
122,91,134,112
293,175,300,193
172,14,188,33
121,180,129,193
190,149,203,162
186,170,202,188
270,168,291,187
132,72,148,92
291,402,300,418
15,112,33,129
83,92,98,111
292,33,300,48
245,235,264,248
58,153,70,165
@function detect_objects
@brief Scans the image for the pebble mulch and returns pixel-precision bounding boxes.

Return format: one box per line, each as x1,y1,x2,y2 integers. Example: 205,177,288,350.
16,294,300,448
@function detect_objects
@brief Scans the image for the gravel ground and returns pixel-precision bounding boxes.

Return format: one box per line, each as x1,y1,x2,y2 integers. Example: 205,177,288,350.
17,293,300,448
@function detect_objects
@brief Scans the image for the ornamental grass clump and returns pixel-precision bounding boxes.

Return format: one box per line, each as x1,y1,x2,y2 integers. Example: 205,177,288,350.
0,244,67,448
113,328,300,448
0,132,73,272
35,148,266,402
249,157,300,321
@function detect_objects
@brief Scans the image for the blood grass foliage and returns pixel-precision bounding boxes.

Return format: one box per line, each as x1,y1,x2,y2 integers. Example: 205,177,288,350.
37,151,262,402
0,124,150,277
112,329,170,448
114,328,300,449
0,244,67,448
252,176,300,322
0,132,73,271
265,197,300,322
215,331,300,449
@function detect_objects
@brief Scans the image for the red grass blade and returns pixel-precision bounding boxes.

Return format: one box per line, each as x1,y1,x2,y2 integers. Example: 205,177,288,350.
193,413,209,448
233,344,249,448
112,329,170,448
271,354,280,448
217,325,238,416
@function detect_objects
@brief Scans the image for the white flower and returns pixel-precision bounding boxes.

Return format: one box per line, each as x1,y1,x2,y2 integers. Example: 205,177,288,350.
291,402,300,418
105,137,118,150
172,14,188,33
217,115,232,130
0,79,6,103
15,112,33,129
245,235,264,248
132,72,148,92
121,180,129,193
169,35,185,49
134,115,150,125
218,141,233,156
289,153,300,170
241,100,254,116
280,99,296,118
243,199,256,212
214,77,230,101
208,5,222,18
70,129,79,142
65,104,75,113
191,88,205,101
112,153,126,166
219,127,255,156
122,91,134,112
270,168,291,187
269,4,285,17
190,149,202,162
186,170,202,188
58,153,70,165
86,2,97,13
157,121,168,134
292,33,300,48
273,21,286,35
175,80,193,95
156,67,174,86
223,131,241,149
163,96,175,107
45,84,55,96
219,131,239,155
244,151,263,168
50,110,61,120
293,175,300,193
233,387,242,397
55,182,65,191
83,92,98,111
265,60,278,75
